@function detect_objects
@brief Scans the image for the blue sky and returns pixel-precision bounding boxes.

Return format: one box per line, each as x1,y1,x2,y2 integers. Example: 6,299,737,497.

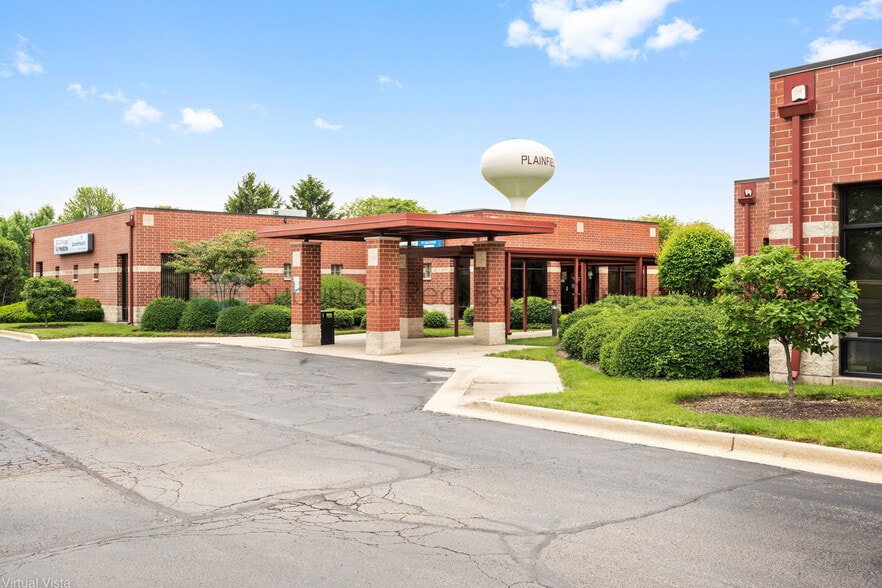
2,1,881,233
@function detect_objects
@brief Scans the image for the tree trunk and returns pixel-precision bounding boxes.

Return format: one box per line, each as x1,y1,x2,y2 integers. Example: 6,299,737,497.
780,340,795,402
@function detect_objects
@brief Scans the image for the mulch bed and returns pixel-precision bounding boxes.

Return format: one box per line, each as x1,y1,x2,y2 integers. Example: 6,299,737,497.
682,394,882,420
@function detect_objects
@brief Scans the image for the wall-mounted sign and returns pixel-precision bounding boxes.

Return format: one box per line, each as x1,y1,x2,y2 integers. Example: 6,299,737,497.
413,240,444,248
54,233,94,255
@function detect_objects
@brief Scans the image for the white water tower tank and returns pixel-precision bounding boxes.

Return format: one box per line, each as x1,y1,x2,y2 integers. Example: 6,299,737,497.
481,139,555,211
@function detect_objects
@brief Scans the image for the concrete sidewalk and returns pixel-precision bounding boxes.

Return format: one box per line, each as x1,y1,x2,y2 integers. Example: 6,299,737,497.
10,329,882,484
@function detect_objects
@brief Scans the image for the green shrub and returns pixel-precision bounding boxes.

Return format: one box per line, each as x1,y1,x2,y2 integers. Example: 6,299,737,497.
23,277,77,325
658,223,734,299
613,306,742,380
327,308,354,329
220,298,246,310
359,313,367,329
178,298,220,331
558,303,605,338
463,306,474,326
351,307,366,327
510,297,553,329
423,309,448,328
561,317,593,358
580,308,632,363
216,304,255,334
249,304,290,333
272,290,291,307
321,275,366,310
140,297,187,331
60,297,105,322
0,301,38,323
741,341,770,373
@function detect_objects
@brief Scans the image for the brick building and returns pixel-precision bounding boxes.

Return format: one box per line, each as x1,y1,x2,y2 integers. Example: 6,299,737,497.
734,48,882,381
30,207,659,342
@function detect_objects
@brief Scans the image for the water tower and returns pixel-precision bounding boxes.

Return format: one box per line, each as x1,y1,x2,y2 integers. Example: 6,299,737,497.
480,139,555,211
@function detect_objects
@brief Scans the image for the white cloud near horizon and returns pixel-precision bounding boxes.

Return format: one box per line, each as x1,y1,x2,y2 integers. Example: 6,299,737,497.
124,100,163,126
314,117,342,131
506,0,700,65
830,0,882,32
805,37,873,62
180,108,223,133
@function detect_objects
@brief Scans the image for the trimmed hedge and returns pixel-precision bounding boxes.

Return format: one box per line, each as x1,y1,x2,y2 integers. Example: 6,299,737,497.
321,275,366,310
462,306,474,326
178,298,220,331
215,305,255,334
272,290,291,307
66,297,104,322
423,310,448,328
249,304,290,333
0,301,38,323
561,316,593,358
140,297,187,332
351,307,366,327
327,308,354,329
610,305,742,380
510,297,553,329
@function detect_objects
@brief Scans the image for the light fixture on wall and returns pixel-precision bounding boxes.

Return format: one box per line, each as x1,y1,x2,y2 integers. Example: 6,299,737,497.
586,269,594,280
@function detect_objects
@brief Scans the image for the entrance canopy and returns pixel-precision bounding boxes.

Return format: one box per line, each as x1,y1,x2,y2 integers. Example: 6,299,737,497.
257,212,556,242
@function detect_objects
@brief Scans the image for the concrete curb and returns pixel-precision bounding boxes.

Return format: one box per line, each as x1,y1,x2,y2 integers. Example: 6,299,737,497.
437,396,882,485
0,330,39,342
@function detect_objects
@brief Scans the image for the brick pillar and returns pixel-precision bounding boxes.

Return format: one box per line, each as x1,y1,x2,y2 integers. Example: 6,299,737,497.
290,241,322,347
400,247,424,339
473,240,506,345
365,236,401,355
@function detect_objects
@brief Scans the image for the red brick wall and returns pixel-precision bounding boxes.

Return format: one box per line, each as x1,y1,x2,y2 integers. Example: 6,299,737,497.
365,237,401,332
734,178,770,257
767,55,882,259
473,241,506,323
290,242,322,325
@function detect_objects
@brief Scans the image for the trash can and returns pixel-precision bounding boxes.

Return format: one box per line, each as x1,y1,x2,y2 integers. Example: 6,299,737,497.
320,310,335,345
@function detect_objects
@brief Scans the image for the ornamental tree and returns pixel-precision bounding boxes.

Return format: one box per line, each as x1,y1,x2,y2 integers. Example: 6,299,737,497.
166,230,270,307
658,223,734,299
22,277,77,326
714,245,861,400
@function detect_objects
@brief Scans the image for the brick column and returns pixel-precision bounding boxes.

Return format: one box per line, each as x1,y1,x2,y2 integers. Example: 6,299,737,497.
473,240,506,345
365,236,401,355
290,241,322,347
400,247,424,339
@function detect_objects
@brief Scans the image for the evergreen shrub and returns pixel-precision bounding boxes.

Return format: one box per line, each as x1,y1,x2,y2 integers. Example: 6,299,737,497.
215,304,255,334
321,275,366,310
178,298,220,331
0,301,38,323
423,310,448,328
140,297,187,332
249,304,290,333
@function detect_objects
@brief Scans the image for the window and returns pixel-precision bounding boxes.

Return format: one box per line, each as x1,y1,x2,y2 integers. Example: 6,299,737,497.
423,263,432,280
73,265,79,282
35,262,43,277
160,253,190,300
331,264,343,276
841,182,882,377
283,263,292,281
93,263,99,282
510,260,547,298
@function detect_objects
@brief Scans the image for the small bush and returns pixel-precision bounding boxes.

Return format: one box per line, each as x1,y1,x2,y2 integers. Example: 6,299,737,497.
0,301,38,323
327,308,354,329
423,310,448,328
249,304,290,333
178,298,220,331
321,275,366,310
23,277,76,325
561,317,593,358
510,297,553,329
216,305,255,334
351,307,366,327
613,306,742,380
463,306,474,326
67,297,105,322
580,308,631,364
359,313,367,329
272,290,291,307
140,297,187,332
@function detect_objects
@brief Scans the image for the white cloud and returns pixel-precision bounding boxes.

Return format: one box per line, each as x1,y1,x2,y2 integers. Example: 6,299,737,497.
378,74,403,88
505,0,694,65
101,90,128,103
831,0,882,32
67,82,97,100
314,117,342,131
646,17,702,51
123,100,163,126
180,107,223,133
7,35,43,75
805,37,873,62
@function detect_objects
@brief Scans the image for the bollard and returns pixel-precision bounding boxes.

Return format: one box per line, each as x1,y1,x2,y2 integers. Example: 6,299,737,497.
551,300,558,337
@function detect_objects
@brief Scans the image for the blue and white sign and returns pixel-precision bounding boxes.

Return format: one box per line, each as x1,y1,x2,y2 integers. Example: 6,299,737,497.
54,232,94,255
413,240,444,248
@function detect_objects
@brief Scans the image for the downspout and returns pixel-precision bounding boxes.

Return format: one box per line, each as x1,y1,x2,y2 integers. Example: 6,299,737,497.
505,251,511,336
125,214,135,325
28,233,35,277
777,78,815,381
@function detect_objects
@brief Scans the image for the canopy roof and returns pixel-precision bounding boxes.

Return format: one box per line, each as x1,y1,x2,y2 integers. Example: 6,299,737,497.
257,212,556,242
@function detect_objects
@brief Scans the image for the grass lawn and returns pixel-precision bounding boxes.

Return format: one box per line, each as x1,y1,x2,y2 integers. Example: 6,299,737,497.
494,344,882,454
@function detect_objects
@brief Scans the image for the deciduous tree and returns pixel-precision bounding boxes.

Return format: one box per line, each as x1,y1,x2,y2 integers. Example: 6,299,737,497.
166,230,269,307
59,187,124,221
0,205,55,271
714,245,861,400
0,237,24,305
658,223,733,299
22,277,77,326
338,196,435,218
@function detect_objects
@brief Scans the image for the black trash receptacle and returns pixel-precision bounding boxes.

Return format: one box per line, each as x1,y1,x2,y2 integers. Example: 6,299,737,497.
320,310,335,345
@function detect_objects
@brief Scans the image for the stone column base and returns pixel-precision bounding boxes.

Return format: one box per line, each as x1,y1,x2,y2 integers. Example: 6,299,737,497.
474,322,506,346
768,339,839,385
400,317,424,339
367,331,401,355
291,324,321,347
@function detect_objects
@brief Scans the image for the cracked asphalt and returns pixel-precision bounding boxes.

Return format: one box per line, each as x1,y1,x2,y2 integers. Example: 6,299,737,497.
1,338,880,587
